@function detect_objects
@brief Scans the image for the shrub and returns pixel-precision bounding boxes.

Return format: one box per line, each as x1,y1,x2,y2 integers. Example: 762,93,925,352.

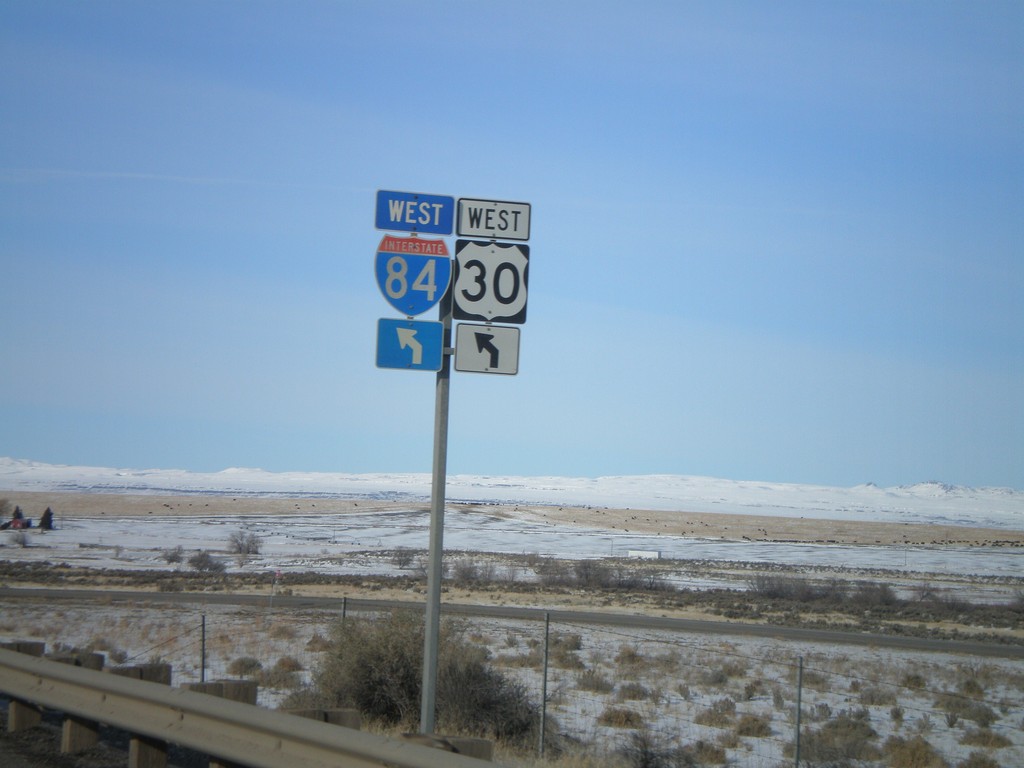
450,558,494,584
161,545,184,564
598,706,644,729
860,686,897,706
391,548,415,569
694,698,736,728
539,632,583,669
227,656,263,677
228,530,262,556
882,735,946,768
743,679,766,700
305,632,331,651
957,752,1000,768
852,580,899,607
294,611,538,745
268,623,296,640
494,648,543,669
616,682,650,702
735,713,771,738
685,740,727,765
188,550,226,573
799,708,880,764
959,728,1011,748
260,656,303,689
901,672,927,690
575,560,615,589
615,644,645,671
576,668,615,693
935,692,998,728
619,729,697,768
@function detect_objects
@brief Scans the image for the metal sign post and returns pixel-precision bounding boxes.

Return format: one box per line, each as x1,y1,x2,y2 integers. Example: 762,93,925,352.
420,281,452,735
372,189,530,735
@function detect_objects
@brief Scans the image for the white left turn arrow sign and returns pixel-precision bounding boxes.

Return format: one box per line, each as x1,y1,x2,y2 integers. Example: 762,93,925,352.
454,323,520,375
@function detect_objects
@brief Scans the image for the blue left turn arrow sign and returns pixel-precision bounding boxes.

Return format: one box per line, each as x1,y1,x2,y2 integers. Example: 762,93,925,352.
376,318,444,371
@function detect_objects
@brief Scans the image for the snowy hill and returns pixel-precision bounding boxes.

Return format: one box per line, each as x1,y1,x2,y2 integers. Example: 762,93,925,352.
1,457,1021,530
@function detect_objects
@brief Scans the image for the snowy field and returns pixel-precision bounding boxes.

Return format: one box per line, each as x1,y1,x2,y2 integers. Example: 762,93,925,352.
3,457,1023,529
2,459,1023,767
2,458,1023,582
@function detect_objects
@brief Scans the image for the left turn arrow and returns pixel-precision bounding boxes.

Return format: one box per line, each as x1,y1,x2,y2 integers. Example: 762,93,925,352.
397,327,423,365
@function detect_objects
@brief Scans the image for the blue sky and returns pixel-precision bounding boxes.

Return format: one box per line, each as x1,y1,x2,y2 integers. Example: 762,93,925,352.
1,1,1021,489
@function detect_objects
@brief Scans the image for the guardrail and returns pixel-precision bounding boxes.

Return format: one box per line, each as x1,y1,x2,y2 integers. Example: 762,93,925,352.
0,648,490,768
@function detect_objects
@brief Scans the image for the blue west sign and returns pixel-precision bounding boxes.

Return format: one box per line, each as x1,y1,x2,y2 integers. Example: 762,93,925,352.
375,189,455,235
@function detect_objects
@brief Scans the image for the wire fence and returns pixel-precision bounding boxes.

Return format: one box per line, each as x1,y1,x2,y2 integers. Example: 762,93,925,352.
2,597,1022,767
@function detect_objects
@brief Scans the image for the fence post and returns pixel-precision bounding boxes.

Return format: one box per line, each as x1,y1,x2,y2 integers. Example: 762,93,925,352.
794,655,803,768
538,612,550,757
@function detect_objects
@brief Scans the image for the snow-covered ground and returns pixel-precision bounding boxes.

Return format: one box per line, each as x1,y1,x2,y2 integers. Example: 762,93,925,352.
3,459,1023,766
2,459,1022,580
3,457,1023,529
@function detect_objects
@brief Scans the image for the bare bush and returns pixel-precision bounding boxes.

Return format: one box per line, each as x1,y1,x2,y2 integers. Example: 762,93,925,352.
615,682,650,702
852,580,899,607
883,735,945,768
935,692,998,728
450,558,496,585
576,668,614,693
188,550,226,573
618,729,697,768
292,611,538,745
694,698,736,728
735,713,772,738
796,708,881,765
391,547,415,569
957,751,1001,768
161,545,184,564
227,656,263,677
959,727,1011,748
598,706,644,729
260,656,303,690
228,530,262,556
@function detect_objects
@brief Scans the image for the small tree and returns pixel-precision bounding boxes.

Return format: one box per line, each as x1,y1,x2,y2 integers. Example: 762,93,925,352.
188,550,226,573
228,530,262,556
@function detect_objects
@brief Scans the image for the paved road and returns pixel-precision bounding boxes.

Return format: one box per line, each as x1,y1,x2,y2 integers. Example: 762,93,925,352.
2,587,1021,659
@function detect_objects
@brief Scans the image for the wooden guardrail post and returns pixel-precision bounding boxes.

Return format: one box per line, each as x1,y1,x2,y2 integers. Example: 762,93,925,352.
182,679,259,768
2,641,46,732
52,651,106,752
110,663,173,768
286,707,362,730
401,734,493,761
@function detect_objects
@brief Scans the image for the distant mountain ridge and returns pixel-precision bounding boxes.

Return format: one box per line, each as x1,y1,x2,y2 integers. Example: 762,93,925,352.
1,457,1021,530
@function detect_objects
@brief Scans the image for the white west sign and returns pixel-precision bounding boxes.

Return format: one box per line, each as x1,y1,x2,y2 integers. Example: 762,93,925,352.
457,198,531,241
